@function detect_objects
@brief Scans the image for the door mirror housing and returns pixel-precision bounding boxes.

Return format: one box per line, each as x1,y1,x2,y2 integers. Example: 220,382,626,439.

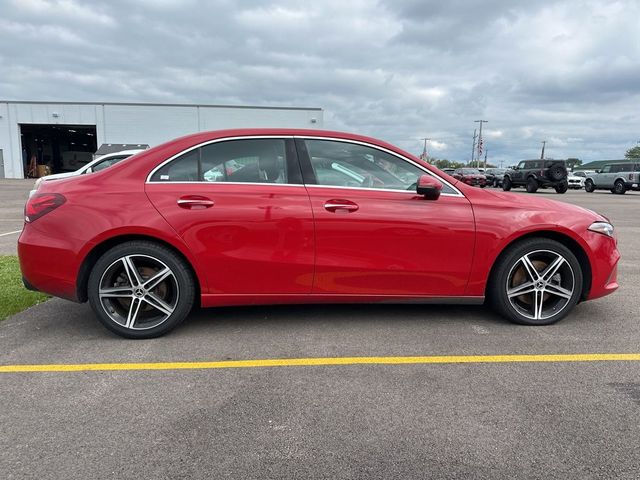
416,175,443,200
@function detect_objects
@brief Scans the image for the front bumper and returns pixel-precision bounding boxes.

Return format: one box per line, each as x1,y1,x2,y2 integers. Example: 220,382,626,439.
584,231,620,300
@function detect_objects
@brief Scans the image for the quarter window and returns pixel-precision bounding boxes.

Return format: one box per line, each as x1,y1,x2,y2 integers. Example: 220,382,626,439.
304,139,456,194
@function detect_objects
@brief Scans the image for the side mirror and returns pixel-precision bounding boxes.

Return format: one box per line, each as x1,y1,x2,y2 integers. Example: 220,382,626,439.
595,169,601,174
416,174,443,200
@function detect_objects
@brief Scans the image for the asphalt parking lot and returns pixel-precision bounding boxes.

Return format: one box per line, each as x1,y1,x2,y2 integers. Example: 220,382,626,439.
1,180,639,479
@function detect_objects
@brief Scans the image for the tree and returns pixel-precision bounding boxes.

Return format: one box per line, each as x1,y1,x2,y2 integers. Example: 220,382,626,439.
625,146,640,159
566,158,582,169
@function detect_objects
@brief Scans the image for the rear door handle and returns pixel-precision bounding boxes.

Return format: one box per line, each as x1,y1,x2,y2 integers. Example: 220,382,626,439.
324,200,359,213
177,196,214,209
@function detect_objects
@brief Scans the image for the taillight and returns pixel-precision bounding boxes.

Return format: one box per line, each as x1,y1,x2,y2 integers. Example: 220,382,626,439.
25,193,66,223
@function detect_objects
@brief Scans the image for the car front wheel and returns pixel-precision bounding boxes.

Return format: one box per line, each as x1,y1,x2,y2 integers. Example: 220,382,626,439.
88,241,196,339
502,177,512,191
489,238,583,326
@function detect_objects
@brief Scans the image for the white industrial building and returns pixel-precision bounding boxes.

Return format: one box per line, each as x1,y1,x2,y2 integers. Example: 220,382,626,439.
0,101,323,179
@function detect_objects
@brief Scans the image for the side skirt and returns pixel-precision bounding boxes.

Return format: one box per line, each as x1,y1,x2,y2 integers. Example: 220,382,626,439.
200,294,485,308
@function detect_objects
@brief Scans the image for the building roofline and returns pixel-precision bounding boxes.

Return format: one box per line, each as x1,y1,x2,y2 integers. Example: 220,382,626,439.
0,100,323,112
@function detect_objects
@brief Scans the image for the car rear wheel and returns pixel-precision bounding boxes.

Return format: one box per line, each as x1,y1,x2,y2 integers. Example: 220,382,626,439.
614,180,627,195
489,238,582,326
502,177,512,191
555,182,568,194
584,179,595,192
526,177,538,193
88,241,196,339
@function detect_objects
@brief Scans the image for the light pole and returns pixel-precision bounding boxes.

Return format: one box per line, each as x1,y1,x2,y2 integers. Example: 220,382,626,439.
420,137,431,160
470,129,477,166
475,120,488,168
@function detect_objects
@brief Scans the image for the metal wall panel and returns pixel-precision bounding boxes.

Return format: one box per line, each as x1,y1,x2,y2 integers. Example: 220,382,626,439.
0,102,323,178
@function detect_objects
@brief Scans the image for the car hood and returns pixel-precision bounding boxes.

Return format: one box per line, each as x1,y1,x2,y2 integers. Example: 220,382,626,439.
478,188,603,221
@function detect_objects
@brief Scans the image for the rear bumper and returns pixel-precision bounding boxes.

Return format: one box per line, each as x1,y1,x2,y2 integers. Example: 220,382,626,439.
624,181,640,191
18,225,81,302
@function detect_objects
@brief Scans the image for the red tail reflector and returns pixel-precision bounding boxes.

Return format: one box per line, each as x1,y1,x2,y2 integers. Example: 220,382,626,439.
25,193,66,223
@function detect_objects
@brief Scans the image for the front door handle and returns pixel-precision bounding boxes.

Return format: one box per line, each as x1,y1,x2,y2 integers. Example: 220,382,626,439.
324,199,359,213
177,196,215,209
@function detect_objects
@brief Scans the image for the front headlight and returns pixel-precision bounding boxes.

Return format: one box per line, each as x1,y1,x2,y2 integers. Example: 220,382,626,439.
588,221,614,237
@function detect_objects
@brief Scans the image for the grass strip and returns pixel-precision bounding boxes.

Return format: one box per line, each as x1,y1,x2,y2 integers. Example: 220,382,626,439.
0,256,48,321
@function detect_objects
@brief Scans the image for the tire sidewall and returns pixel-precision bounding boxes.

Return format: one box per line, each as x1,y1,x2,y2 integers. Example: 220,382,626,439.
88,241,195,339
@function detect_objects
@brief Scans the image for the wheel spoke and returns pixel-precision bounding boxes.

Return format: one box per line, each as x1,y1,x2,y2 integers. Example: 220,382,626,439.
99,286,133,298
143,292,174,317
142,267,172,290
507,281,536,298
544,283,573,299
125,297,143,329
520,255,540,281
122,256,143,287
533,290,545,320
541,255,566,282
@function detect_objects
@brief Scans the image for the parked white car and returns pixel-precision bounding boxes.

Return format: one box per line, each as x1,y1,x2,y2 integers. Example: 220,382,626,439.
30,149,145,196
567,170,588,189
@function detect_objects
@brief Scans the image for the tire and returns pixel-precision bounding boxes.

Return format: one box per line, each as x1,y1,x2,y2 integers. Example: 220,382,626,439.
493,179,499,188
88,241,196,339
502,177,512,191
489,238,583,326
584,179,595,192
547,163,567,181
526,177,538,193
614,180,627,195
555,182,568,194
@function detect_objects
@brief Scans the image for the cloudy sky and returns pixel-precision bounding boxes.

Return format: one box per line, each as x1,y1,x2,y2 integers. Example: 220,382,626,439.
1,0,639,165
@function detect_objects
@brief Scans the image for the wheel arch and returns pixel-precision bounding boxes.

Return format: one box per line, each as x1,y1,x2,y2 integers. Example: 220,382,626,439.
76,234,202,305
486,230,592,302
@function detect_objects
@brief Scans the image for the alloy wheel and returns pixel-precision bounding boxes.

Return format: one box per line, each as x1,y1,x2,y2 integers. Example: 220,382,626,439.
98,254,179,330
506,250,575,321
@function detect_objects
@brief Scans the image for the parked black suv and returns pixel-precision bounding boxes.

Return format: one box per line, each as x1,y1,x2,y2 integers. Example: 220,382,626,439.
503,159,568,194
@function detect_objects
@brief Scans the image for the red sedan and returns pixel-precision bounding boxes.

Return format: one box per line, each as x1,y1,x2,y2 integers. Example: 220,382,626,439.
20,129,620,338
452,168,488,187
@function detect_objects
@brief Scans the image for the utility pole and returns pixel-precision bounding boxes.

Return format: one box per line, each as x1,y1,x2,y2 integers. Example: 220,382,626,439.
540,141,546,160
420,137,431,160
475,120,488,169
484,149,488,170
470,129,477,166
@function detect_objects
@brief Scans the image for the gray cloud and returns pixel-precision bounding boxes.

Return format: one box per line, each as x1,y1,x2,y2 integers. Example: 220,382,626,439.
1,0,639,164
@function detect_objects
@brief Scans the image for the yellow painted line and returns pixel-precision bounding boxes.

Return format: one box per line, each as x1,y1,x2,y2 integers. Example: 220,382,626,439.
1,354,640,373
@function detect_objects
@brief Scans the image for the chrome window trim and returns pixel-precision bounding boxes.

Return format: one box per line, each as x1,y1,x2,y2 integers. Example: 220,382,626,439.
145,181,306,187
295,135,463,197
146,135,295,184
145,134,464,197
